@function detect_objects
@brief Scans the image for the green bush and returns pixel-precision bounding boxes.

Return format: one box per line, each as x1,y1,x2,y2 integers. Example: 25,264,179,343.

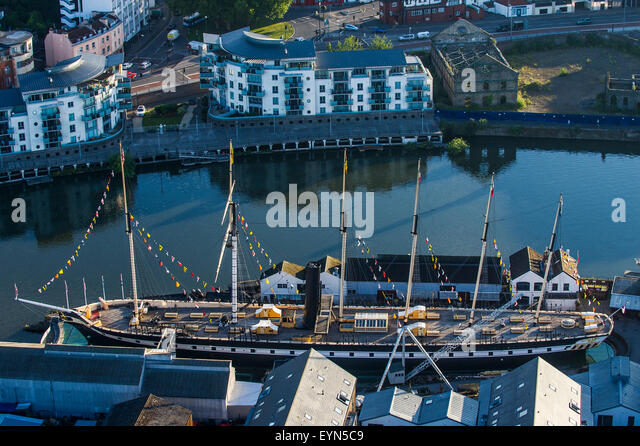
447,137,470,153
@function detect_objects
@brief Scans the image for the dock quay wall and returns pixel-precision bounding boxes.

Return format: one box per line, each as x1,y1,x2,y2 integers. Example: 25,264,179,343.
0,110,442,185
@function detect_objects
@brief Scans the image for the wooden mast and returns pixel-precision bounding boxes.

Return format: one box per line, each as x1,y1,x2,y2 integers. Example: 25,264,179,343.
535,194,563,321
120,141,139,325
338,149,347,319
470,174,494,322
404,159,421,324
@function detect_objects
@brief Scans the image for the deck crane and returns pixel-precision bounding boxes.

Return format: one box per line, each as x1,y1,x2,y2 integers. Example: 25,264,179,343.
377,175,523,391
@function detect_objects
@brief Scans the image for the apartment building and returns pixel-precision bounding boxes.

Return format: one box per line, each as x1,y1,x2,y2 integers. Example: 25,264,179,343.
45,13,124,67
0,52,130,154
380,0,484,25
201,28,433,117
59,0,149,42
0,31,34,75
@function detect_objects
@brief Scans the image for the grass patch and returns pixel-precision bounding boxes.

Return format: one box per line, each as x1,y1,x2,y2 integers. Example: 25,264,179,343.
142,103,188,128
559,67,569,77
251,22,294,40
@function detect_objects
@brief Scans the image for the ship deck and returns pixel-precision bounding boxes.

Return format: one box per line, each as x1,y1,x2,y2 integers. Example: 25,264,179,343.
88,299,613,347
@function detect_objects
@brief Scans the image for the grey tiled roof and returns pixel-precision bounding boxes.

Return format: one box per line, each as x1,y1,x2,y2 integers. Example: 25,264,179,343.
315,49,408,69
582,357,640,414
18,52,116,93
220,27,315,61
248,349,356,426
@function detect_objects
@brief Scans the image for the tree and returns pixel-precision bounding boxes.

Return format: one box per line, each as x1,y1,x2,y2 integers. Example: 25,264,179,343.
328,35,363,52
370,35,393,50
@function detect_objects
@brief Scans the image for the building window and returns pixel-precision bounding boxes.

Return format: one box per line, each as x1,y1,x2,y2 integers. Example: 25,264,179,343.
357,83,363,91
320,96,326,104
552,283,558,291
238,72,242,78
20,144,26,151
238,83,243,90
319,85,325,93
534,283,542,291
320,107,326,114
395,103,401,110
395,93,401,100
516,282,530,291
272,86,278,94
70,125,76,133
357,94,363,102
628,417,635,426
230,81,234,88
18,122,24,130
501,81,507,90
273,97,279,105
69,113,75,121
395,81,401,89
67,101,74,108
272,75,278,81
563,283,570,291
230,92,234,99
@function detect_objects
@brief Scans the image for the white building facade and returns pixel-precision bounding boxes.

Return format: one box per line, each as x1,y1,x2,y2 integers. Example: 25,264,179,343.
60,0,150,42
1,52,130,153
201,28,433,117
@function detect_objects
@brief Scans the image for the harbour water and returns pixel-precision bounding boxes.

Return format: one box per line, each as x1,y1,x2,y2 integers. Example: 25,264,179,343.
1,136,639,345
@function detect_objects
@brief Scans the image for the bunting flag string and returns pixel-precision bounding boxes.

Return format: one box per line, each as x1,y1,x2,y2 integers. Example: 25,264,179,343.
355,235,405,305
37,171,115,295
423,236,459,305
129,215,223,301
238,210,298,300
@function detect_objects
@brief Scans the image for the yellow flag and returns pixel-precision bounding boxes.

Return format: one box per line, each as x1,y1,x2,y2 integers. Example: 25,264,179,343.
176,282,180,288
230,140,234,167
59,269,63,275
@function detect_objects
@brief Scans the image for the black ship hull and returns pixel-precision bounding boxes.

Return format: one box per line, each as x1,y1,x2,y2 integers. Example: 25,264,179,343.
68,318,600,376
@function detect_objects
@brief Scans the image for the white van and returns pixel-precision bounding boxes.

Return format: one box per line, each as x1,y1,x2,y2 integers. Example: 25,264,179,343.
417,31,430,39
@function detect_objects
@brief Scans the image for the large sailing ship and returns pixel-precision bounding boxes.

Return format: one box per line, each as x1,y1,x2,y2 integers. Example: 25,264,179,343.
17,142,613,378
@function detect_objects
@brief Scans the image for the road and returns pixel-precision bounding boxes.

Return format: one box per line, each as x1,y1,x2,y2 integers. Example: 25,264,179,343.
287,5,640,45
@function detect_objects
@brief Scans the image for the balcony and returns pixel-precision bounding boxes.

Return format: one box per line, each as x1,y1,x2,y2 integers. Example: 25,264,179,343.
200,57,214,67
368,86,390,93
118,102,133,110
331,88,353,95
200,71,215,78
330,100,353,106
368,98,391,104
248,90,265,98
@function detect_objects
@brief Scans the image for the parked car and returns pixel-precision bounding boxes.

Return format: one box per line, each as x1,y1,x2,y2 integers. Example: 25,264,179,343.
122,62,133,70
345,24,358,31
126,71,137,79
372,27,387,34
416,31,430,39
136,105,146,117
140,61,151,70
576,17,592,25
398,34,415,41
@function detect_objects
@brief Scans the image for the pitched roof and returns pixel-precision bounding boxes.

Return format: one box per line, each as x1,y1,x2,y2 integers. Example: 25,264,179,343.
550,249,578,280
432,19,492,46
103,394,192,426
316,255,341,274
346,254,502,285
141,358,232,400
478,357,582,426
360,388,478,425
577,356,640,414
612,275,640,296
509,246,543,279
220,27,315,61
316,49,408,70
261,260,306,280
19,52,116,92
248,349,356,426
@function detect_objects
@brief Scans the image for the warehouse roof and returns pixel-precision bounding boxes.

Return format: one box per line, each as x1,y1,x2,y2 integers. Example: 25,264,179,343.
345,254,502,285
141,359,232,400
103,394,192,426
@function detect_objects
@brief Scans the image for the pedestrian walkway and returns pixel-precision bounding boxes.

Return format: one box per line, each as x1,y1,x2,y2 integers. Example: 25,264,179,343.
132,117,144,133
180,105,197,129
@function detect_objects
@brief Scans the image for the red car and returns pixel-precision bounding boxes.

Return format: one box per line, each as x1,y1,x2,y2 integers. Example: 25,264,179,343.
126,71,137,79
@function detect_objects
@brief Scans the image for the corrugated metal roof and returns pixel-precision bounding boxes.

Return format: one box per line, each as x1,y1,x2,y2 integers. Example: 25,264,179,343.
346,254,502,285
315,49,407,70
220,28,315,61
0,343,144,385
18,53,112,92
141,359,231,400
612,275,640,296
